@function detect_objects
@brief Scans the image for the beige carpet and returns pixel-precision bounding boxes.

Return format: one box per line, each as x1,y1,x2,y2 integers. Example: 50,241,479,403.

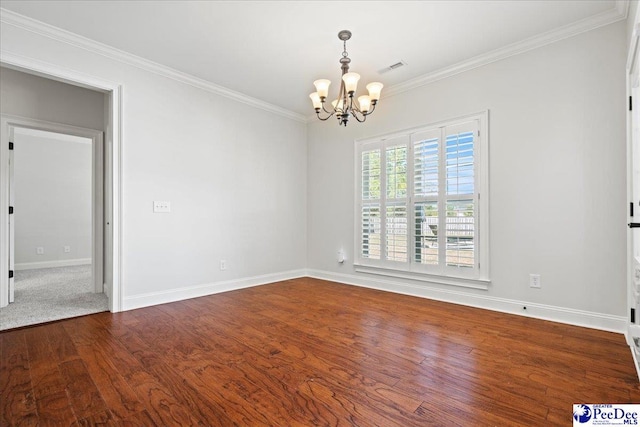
0,265,108,330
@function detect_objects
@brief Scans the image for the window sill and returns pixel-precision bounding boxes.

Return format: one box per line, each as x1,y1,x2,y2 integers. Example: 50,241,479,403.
353,263,490,290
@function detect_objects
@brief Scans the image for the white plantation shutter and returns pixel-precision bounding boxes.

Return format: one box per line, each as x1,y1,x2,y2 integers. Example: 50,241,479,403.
444,121,477,273
412,129,440,268
361,204,381,260
356,112,488,285
386,203,407,262
413,131,439,198
361,148,381,259
362,149,381,200
385,143,408,263
414,201,438,265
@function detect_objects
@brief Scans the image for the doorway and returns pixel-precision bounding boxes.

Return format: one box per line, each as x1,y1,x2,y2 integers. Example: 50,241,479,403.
0,58,122,316
0,120,106,329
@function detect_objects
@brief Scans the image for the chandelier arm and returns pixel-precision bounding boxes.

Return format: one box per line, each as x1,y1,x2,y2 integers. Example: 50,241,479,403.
362,102,377,116
316,110,334,121
351,108,367,123
321,102,334,115
349,95,360,113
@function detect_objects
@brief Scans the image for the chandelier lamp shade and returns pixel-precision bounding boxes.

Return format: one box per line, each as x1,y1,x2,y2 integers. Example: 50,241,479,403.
310,30,383,126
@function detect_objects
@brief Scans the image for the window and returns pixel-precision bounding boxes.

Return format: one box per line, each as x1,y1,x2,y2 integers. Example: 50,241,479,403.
355,112,489,287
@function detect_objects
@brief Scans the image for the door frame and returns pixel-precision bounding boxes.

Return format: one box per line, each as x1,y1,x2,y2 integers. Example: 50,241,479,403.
0,53,123,312
4,118,104,294
627,11,640,380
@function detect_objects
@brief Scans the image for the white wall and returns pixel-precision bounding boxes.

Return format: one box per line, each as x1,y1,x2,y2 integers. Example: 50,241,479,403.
628,0,639,48
0,16,308,309
13,131,92,268
0,10,628,330
308,22,628,330
0,67,105,130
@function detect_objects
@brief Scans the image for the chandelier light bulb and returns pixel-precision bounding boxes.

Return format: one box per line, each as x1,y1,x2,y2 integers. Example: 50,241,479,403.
358,95,372,113
313,79,331,99
366,82,384,102
342,72,360,94
309,92,322,110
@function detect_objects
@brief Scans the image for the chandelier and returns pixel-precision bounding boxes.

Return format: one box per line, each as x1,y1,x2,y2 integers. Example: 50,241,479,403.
309,30,383,126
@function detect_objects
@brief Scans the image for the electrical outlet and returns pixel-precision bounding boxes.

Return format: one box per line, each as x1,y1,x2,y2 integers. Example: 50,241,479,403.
529,274,541,289
153,201,171,213
64,246,71,253
220,260,227,271
36,246,44,255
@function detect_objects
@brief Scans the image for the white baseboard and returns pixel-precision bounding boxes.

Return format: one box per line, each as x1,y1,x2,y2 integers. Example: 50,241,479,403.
120,267,626,334
122,269,307,311
306,269,627,334
15,258,91,271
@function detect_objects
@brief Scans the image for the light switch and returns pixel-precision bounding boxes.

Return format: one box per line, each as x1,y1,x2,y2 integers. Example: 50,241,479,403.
153,201,171,213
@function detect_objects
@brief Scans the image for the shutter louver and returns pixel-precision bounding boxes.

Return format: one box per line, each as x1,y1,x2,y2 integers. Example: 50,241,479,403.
362,150,381,200
412,130,440,266
446,200,475,268
414,137,439,197
386,203,407,262
446,131,475,196
385,145,408,262
414,201,438,265
361,204,381,259
361,149,381,259
445,127,476,269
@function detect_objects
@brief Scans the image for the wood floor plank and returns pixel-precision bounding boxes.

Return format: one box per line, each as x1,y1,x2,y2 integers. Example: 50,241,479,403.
123,368,206,427
63,322,146,421
45,323,79,364
0,330,38,426
118,409,157,427
76,410,117,426
1,278,638,426
114,323,236,426
59,358,108,420
205,296,409,386
34,390,78,426
23,326,66,401
181,361,309,426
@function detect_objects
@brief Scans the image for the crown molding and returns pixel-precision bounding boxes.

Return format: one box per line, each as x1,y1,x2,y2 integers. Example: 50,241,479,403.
1,4,628,125
617,0,630,18
0,8,307,123
305,2,629,123
384,1,629,99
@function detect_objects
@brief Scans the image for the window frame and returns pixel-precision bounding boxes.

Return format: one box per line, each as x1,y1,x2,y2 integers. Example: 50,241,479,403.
354,111,490,289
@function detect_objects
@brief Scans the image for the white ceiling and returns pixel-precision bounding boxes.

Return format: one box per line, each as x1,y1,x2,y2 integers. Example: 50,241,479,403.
0,1,626,117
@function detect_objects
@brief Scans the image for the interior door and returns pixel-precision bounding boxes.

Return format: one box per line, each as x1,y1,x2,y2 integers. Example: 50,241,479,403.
632,78,639,310
628,20,640,378
8,126,14,303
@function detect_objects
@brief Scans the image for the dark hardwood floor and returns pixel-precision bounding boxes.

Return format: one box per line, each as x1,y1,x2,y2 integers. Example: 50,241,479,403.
1,277,638,426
